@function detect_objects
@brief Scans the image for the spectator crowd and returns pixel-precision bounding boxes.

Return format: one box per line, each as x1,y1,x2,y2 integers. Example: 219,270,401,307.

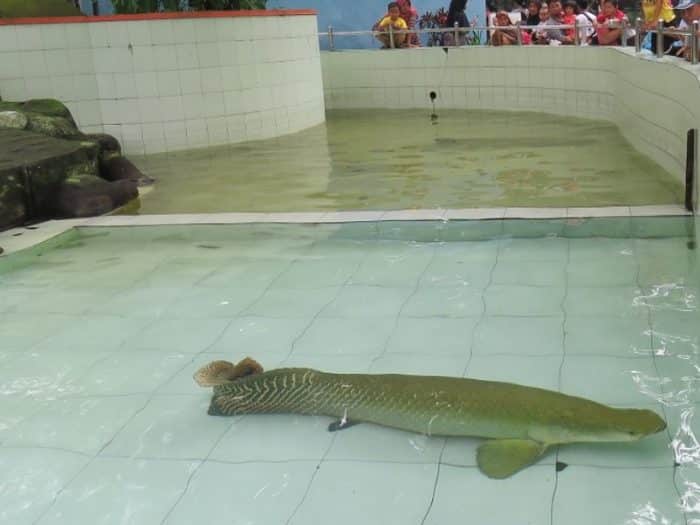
371,0,700,60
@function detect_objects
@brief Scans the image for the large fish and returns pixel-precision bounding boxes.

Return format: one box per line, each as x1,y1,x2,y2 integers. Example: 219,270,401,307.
194,357,666,479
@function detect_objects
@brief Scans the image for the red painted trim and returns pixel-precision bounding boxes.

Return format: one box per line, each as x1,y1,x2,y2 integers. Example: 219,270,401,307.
0,9,317,26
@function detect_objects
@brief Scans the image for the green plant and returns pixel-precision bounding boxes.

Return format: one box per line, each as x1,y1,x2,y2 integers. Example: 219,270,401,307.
110,0,265,13
189,0,266,8
111,0,159,13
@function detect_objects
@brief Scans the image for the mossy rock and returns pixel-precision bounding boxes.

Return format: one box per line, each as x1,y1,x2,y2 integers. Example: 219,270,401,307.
26,114,81,139
23,99,76,122
0,171,26,228
0,128,100,227
0,0,82,18
55,174,139,218
0,111,29,130
0,101,24,113
0,99,77,127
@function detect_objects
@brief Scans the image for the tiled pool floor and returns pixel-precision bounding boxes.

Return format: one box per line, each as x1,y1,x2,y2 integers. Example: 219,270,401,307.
0,220,699,524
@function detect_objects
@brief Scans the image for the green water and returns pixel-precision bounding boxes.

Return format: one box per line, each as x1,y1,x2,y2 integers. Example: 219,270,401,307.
124,110,684,215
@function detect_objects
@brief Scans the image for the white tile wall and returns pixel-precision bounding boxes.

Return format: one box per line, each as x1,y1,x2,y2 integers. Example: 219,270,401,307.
322,47,700,188
0,14,324,155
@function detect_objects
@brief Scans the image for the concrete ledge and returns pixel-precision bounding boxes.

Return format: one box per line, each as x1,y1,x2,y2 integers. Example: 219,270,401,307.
0,205,691,256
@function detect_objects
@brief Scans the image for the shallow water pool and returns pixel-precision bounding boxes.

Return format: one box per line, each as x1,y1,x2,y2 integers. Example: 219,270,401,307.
0,218,699,524
125,110,684,214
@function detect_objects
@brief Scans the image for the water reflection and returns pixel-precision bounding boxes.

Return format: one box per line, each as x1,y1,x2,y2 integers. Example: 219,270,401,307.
625,502,673,525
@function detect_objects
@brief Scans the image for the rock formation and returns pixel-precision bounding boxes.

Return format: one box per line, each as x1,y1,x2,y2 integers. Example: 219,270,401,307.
0,99,151,230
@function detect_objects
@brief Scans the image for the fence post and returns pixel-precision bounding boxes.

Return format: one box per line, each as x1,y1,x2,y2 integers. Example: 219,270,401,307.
634,17,642,52
453,21,460,46
328,25,335,51
574,18,580,45
692,20,699,65
621,18,628,46
516,22,522,45
388,23,395,48
656,18,664,58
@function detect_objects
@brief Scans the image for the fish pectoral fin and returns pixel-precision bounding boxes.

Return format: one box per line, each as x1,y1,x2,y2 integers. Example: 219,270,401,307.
476,439,547,479
328,419,361,432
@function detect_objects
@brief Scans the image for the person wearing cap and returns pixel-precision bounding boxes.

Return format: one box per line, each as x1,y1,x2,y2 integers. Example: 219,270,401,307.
674,0,700,60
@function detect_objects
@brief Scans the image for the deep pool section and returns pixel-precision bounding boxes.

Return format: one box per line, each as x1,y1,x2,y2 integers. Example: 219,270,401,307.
0,219,699,525
126,110,684,214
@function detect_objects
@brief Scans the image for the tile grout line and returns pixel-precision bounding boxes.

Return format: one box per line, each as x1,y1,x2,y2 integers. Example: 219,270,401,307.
182,252,303,366
416,224,501,525
159,237,336,523
26,255,305,523
284,242,430,524
368,244,438,371
1,449,672,470
158,416,242,525
419,443,447,525
279,250,369,366
460,224,503,379
549,234,570,525
29,385,154,525
635,246,690,525
283,433,340,525
274,247,376,524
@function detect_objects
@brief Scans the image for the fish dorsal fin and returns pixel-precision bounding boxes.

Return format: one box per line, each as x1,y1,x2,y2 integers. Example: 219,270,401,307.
233,357,264,378
193,357,264,387
476,439,548,479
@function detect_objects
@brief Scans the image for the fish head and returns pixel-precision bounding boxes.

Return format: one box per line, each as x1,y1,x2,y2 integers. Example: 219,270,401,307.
612,408,667,441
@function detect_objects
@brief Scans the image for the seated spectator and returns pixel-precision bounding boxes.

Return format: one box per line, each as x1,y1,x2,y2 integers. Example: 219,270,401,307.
562,0,578,40
397,0,421,47
492,10,532,44
444,0,470,46
674,0,700,60
533,3,550,42
576,0,597,44
594,0,629,45
374,2,409,48
535,0,575,44
510,0,527,23
525,1,542,32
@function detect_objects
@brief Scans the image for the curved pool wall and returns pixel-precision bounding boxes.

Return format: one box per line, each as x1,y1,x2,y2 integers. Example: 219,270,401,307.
0,10,325,154
321,47,700,205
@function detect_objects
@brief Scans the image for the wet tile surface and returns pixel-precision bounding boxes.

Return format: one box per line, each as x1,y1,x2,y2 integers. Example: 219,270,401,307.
0,220,698,524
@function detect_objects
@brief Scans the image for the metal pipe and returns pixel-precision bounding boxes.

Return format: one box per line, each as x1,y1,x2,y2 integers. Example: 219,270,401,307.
516,22,522,46
454,21,460,47
388,23,395,49
621,17,628,46
634,17,642,52
328,25,335,51
692,20,699,65
656,18,664,58
686,129,697,213
319,22,696,44
574,18,580,46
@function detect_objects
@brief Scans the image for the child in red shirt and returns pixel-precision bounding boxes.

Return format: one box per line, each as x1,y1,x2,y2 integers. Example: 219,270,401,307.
562,0,578,39
595,0,628,45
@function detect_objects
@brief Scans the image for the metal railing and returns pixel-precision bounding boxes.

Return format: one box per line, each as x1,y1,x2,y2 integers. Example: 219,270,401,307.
320,19,700,65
